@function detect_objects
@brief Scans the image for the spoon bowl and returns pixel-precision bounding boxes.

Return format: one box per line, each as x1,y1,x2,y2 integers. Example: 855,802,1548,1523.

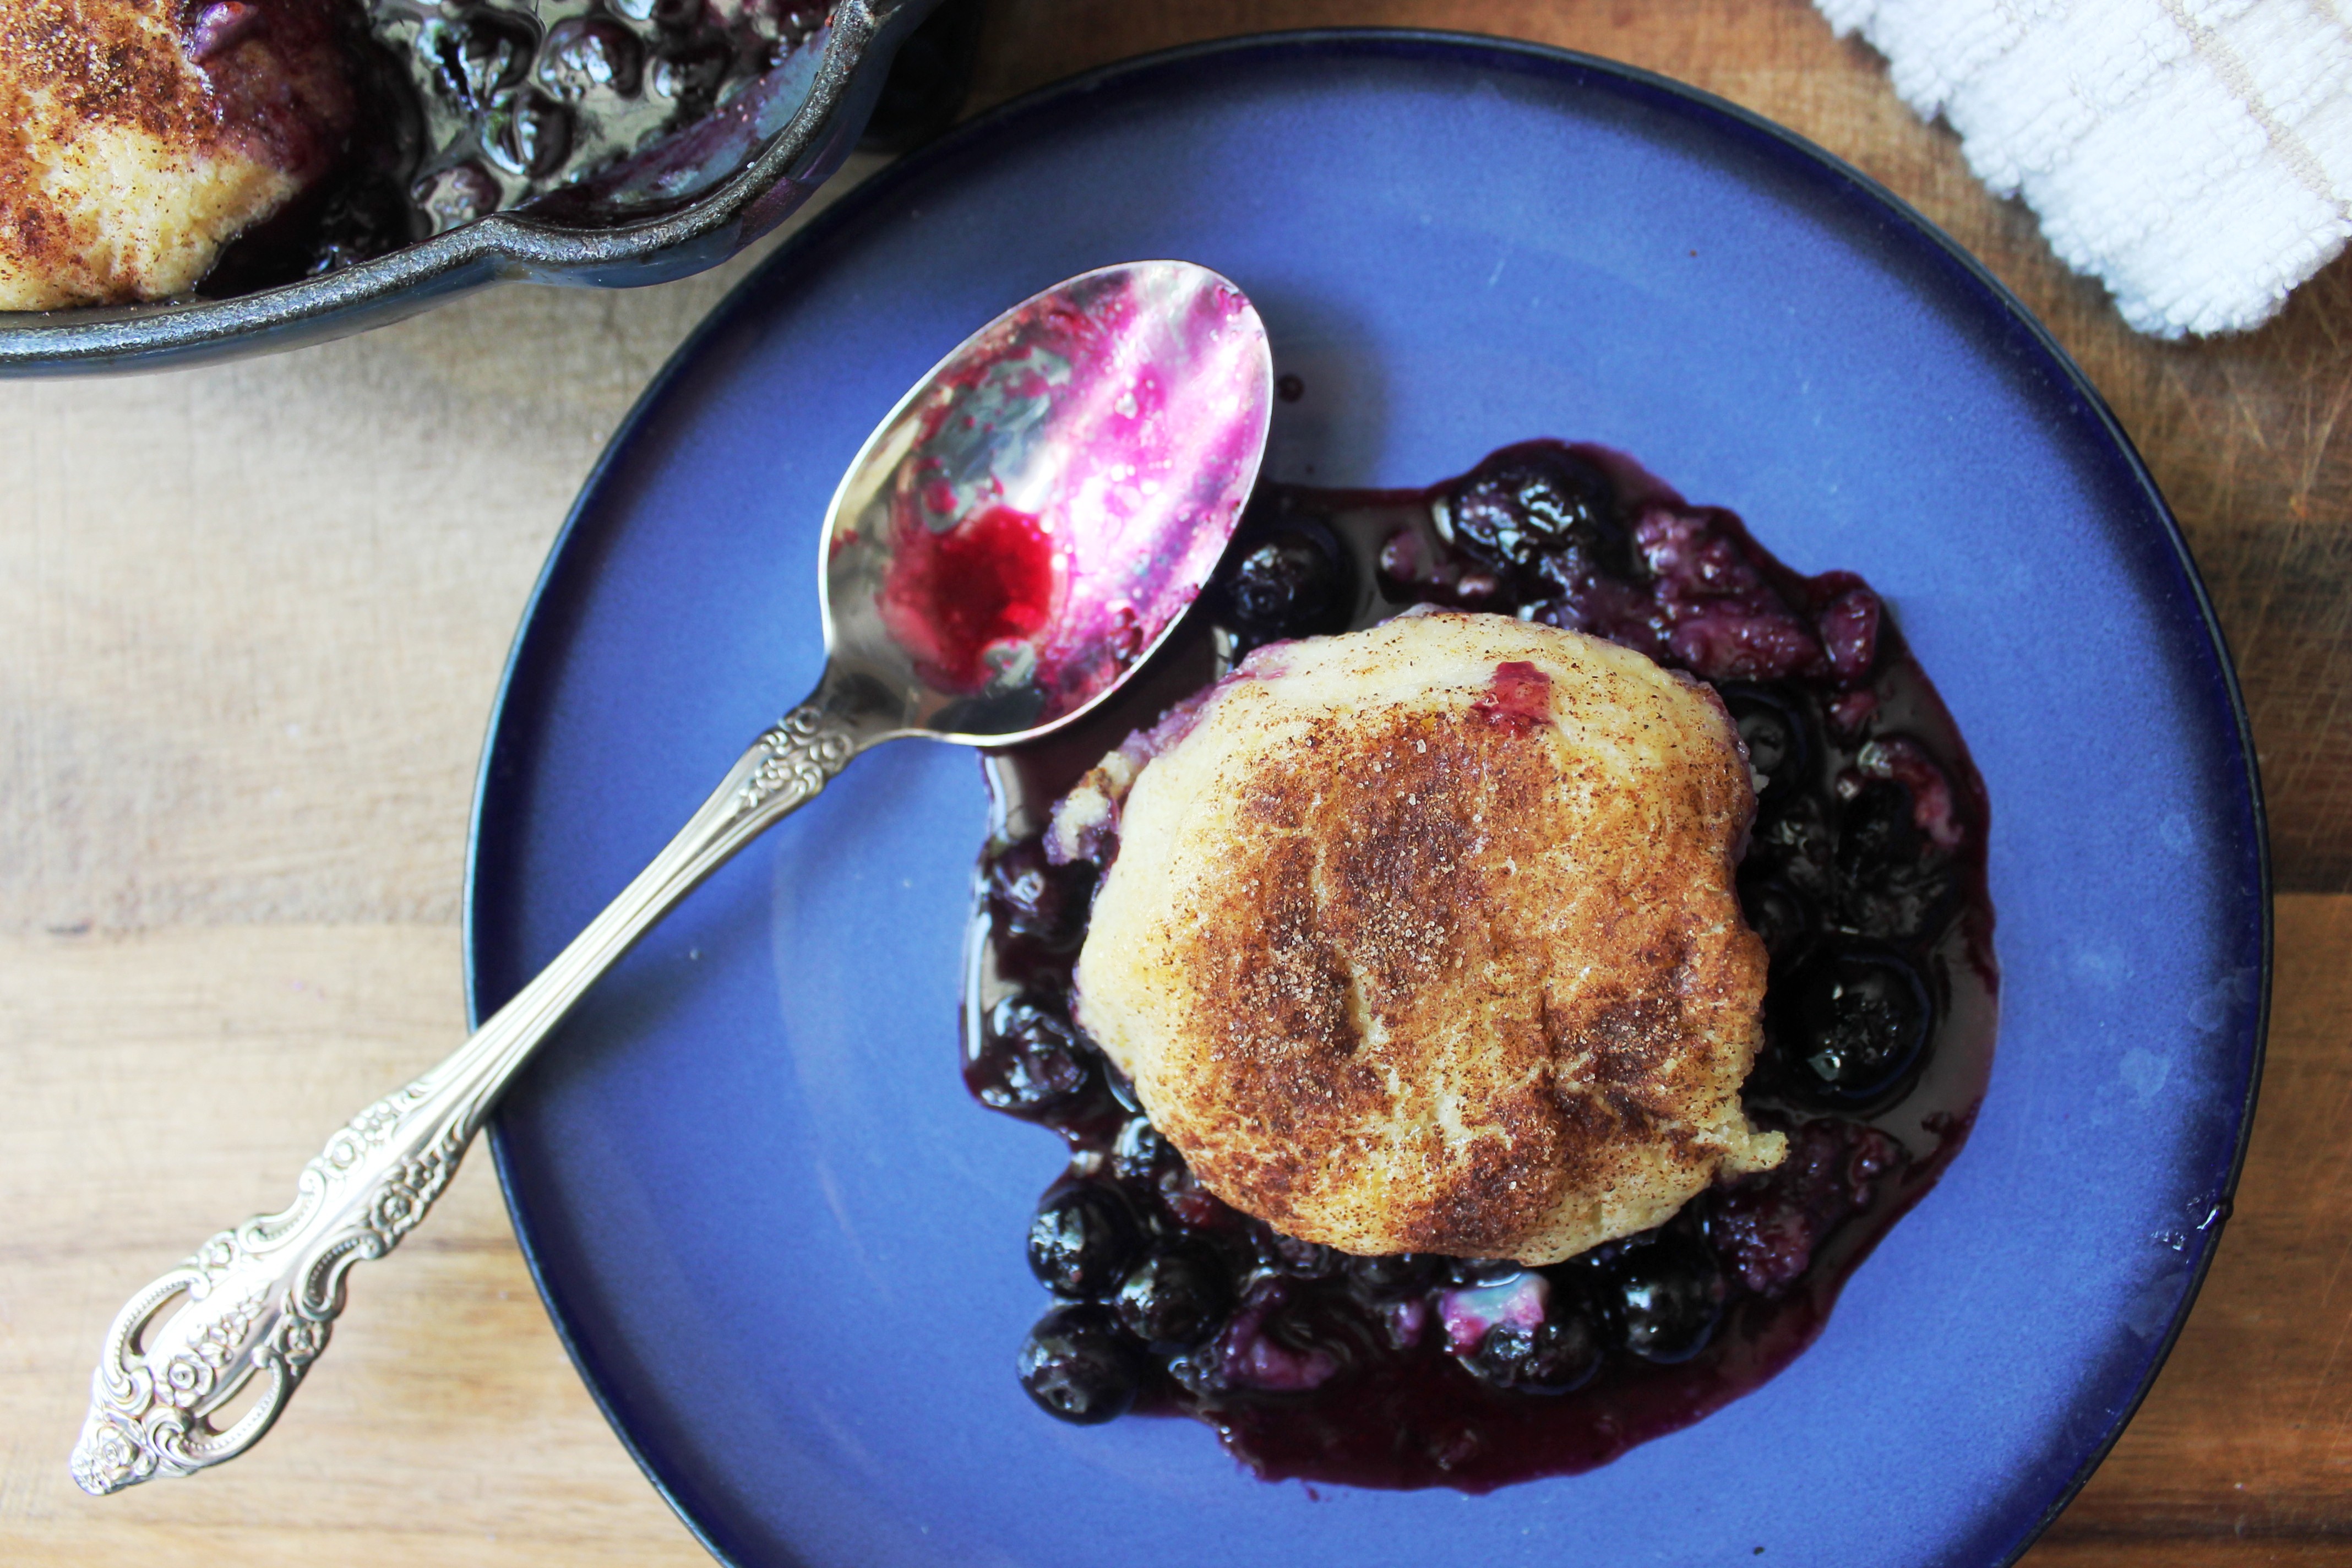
825,261,1272,743
70,262,1271,1497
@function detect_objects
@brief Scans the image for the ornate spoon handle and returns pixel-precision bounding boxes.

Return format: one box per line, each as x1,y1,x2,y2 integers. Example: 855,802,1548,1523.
72,687,874,1496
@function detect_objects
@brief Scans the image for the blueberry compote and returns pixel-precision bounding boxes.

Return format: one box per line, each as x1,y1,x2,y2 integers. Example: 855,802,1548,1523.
963,441,1997,1491
199,0,984,291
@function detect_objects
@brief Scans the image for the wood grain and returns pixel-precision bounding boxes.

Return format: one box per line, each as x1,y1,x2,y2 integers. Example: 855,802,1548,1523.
2,2,2347,1564
1,927,711,1567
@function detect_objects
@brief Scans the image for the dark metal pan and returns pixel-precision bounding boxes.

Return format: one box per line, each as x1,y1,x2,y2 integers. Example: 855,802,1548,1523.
0,0,957,377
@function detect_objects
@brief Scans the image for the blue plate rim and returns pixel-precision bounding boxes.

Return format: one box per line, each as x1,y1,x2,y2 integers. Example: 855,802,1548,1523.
462,28,2274,1568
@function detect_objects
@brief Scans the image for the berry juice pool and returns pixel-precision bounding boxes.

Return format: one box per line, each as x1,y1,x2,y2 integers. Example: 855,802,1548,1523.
961,441,1996,1492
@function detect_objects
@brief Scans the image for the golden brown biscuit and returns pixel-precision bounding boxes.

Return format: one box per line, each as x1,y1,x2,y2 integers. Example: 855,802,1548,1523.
0,0,356,309
1070,611,1784,1264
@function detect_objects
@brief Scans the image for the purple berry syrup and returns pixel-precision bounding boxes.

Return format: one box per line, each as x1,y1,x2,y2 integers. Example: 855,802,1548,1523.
963,440,1997,1492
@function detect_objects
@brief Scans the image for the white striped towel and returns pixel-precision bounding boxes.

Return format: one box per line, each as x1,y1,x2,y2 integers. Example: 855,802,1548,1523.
1814,0,2352,336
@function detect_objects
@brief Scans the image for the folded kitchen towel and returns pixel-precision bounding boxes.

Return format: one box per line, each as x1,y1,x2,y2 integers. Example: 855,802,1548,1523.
1815,0,2352,336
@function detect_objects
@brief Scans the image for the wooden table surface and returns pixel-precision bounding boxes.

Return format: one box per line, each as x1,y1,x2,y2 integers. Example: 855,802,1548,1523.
5,3,2348,1564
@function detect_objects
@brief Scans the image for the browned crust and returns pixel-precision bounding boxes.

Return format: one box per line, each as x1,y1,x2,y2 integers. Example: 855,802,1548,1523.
0,0,354,304
1082,619,1774,1261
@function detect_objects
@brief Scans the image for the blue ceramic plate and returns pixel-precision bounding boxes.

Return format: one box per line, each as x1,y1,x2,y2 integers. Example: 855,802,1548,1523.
466,31,2267,1568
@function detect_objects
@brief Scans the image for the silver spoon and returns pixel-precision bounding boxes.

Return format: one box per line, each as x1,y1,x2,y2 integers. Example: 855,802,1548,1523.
71,260,1273,1496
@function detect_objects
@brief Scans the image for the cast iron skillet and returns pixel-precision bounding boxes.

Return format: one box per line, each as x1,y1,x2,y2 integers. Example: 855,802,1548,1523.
0,0,952,377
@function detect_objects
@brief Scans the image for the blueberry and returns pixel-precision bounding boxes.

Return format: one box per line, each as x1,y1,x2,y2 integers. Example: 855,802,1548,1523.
187,1,264,62
304,176,422,274
1750,790,1836,899
1017,1303,1141,1424
1109,1115,1174,1183
481,90,571,178
1108,1116,1223,1224
1447,445,1626,579
1255,1228,1338,1278
413,162,502,232
1027,1184,1142,1299
987,837,1096,949
1469,1313,1603,1393
1778,945,1933,1106
420,10,536,112
1608,1239,1725,1364
774,4,830,43
1114,1246,1233,1348
537,18,643,100
1840,860,1957,945
1101,1060,1143,1114
606,0,698,26
649,38,732,110
1347,1253,1440,1295
1708,1118,1900,1295
1836,781,1956,941
1220,528,1344,636
1718,685,1812,802
1839,778,1921,869
968,995,1092,1118
1738,871,1816,972
1442,1257,1527,1287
